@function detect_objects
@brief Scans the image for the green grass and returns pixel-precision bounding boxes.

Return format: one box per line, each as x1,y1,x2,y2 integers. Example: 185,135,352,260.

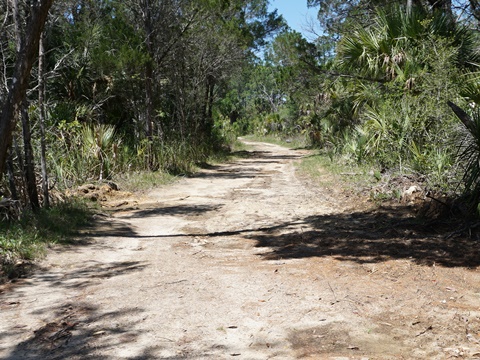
230,139,250,152
103,139,252,192
116,170,177,192
0,200,93,280
296,150,378,191
297,151,368,178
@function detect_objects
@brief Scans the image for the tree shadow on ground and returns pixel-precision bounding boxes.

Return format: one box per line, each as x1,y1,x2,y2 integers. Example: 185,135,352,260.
3,302,145,360
0,261,148,314
132,203,478,268
3,298,239,360
247,206,480,268
1,258,153,360
81,215,138,237
232,149,303,161
118,204,223,219
31,261,148,293
193,154,301,180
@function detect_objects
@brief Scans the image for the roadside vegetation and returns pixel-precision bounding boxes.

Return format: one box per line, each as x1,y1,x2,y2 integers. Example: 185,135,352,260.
0,200,92,281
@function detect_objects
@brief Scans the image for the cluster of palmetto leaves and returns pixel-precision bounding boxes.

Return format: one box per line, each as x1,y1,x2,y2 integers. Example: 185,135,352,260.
312,4,480,205
337,5,476,83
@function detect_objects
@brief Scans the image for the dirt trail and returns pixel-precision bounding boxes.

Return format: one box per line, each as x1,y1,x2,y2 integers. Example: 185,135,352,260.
1,140,480,359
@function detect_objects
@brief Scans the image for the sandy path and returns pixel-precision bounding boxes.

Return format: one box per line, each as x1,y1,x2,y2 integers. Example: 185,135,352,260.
1,140,480,359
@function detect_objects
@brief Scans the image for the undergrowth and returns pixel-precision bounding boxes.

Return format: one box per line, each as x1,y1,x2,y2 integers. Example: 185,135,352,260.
115,171,177,193
0,200,93,281
297,150,377,192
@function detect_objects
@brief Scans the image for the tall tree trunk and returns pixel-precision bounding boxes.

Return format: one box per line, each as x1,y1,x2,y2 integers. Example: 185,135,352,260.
201,74,216,138
21,98,40,210
12,0,23,52
38,31,49,207
0,0,54,183
13,138,26,204
145,62,154,142
11,0,40,209
142,0,156,169
6,153,18,201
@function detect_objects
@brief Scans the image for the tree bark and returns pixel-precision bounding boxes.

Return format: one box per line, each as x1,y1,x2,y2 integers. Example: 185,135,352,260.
6,153,18,201
13,137,26,203
21,98,40,210
204,74,215,138
0,0,54,183
144,0,154,144
38,31,49,208
141,0,156,169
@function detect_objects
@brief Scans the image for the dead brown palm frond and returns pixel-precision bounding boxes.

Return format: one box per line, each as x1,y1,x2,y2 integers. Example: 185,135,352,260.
448,102,480,201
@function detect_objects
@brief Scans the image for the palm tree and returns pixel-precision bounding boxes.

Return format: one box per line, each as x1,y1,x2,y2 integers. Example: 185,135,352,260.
332,4,477,172
336,5,477,85
81,124,117,181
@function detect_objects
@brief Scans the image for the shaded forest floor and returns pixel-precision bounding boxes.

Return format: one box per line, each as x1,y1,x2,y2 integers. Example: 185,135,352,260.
1,139,480,359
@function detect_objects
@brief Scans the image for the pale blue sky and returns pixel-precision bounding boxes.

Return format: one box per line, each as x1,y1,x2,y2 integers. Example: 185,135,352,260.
268,0,320,39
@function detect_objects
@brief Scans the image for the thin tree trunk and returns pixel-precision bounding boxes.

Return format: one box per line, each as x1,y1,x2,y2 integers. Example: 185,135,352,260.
12,0,22,52
142,0,155,169
145,64,154,142
38,31,49,207
144,61,156,169
206,75,215,137
6,153,18,201
202,75,215,139
21,98,40,210
0,0,54,183
13,138,26,204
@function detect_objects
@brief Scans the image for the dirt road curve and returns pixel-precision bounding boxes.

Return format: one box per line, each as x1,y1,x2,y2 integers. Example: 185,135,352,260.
1,140,480,359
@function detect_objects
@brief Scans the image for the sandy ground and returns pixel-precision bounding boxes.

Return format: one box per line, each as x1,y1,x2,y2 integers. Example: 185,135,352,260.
1,140,480,359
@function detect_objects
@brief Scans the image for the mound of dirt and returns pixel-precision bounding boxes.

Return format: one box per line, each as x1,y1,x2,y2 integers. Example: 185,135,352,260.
69,182,138,209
